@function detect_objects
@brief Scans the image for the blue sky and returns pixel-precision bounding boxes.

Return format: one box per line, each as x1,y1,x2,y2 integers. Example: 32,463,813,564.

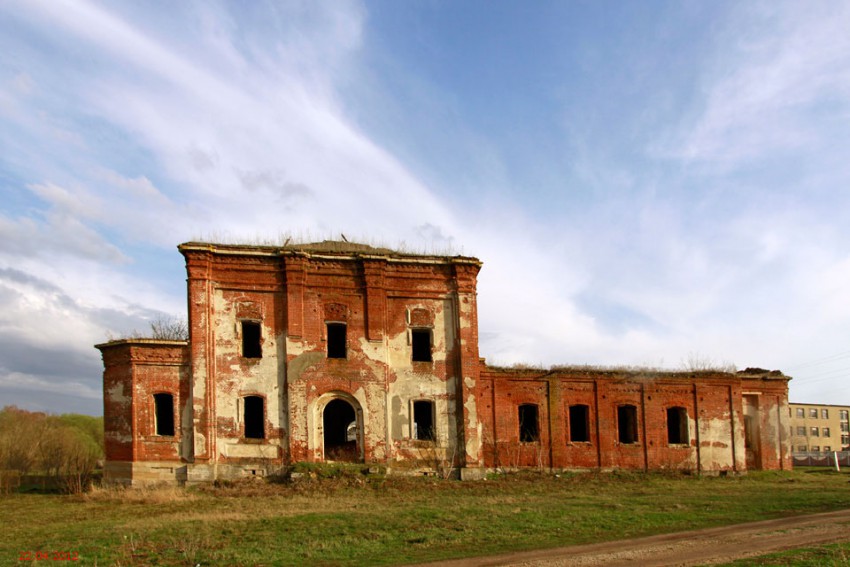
1,0,849,415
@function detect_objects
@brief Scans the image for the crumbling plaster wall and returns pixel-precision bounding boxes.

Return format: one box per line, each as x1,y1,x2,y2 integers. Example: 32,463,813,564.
99,243,792,484
212,287,286,464
741,374,792,471
287,258,472,467
386,297,459,467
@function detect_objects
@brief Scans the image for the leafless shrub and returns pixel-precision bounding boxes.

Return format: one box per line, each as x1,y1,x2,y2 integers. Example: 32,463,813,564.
681,352,737,373
149,315,188,341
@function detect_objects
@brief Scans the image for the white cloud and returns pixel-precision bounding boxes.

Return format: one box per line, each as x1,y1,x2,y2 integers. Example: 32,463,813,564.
673,2,850,167
1,0,850,413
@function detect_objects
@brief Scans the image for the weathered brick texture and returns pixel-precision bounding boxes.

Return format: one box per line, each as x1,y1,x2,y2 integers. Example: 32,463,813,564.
96,242,791,485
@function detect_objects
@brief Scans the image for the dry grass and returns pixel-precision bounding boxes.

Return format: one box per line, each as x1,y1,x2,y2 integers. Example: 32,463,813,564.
189,230,467,257
81,483,197,504
484,361,742,376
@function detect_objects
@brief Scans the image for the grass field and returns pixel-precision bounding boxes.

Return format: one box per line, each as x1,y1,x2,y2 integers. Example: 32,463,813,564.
3,467,850,566
719,542,850,566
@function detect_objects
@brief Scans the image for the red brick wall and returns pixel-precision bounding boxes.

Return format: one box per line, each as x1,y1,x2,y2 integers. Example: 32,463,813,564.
98,340,188,463
741,374,792,471
178,244,481,468
478,367,759,473
99,243,791,478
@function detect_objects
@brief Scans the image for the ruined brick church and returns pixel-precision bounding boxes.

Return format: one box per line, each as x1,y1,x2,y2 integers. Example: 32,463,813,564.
97,241,791,485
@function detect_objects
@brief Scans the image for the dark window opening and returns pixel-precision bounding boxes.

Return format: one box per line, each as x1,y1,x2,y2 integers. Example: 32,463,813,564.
413,400,435,440
244,396,265,439
519,404,539,443
617,405,638,444
242,321,262,359
411,329,432,362
327,323,347,359
667,407,689,445
568,405,590,442
154,393,174,436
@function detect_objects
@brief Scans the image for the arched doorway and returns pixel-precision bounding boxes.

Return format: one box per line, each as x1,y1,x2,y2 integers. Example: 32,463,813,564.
323,398,360,462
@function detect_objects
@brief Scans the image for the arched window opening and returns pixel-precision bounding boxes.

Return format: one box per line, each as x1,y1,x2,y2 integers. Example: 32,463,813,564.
244,396,265,439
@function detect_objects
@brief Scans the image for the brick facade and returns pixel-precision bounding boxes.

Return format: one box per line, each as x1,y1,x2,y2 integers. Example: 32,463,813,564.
96,241,791,485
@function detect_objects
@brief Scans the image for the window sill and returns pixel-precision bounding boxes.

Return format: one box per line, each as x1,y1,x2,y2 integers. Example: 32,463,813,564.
143,435,178,443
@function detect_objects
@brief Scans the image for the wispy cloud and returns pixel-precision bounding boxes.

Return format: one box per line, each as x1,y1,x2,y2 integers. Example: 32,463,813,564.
671,2,850,168
0,0,849,413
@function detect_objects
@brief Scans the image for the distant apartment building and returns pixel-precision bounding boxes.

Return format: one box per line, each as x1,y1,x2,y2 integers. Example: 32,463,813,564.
788,403,850,453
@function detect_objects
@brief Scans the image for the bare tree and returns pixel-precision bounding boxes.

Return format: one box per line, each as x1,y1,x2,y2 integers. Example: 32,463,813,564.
149,315,189,341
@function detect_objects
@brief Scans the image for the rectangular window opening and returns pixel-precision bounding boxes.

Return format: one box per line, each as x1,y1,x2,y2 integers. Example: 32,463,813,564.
822,409,829,419
244,396,265,439
411,329,432,362
153,393,175,436
519,404,539,443
666,407,688,445
811,427,819,437
617,405,638,444
242,321,262,359
568,405,590,442
809,408,818,418
796,426,806,436
327,323,347,359
413,400,435,441
796,408,805,418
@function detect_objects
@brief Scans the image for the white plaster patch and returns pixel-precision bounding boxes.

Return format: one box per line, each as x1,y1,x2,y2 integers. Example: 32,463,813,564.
224,443,278,459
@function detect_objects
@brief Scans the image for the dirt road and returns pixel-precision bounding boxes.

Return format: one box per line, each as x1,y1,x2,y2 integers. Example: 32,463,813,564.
414,508,850,566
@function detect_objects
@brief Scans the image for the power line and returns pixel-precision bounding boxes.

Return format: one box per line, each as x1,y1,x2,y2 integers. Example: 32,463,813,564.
792,367,850,383
786,350,850,369
785,350,850,371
